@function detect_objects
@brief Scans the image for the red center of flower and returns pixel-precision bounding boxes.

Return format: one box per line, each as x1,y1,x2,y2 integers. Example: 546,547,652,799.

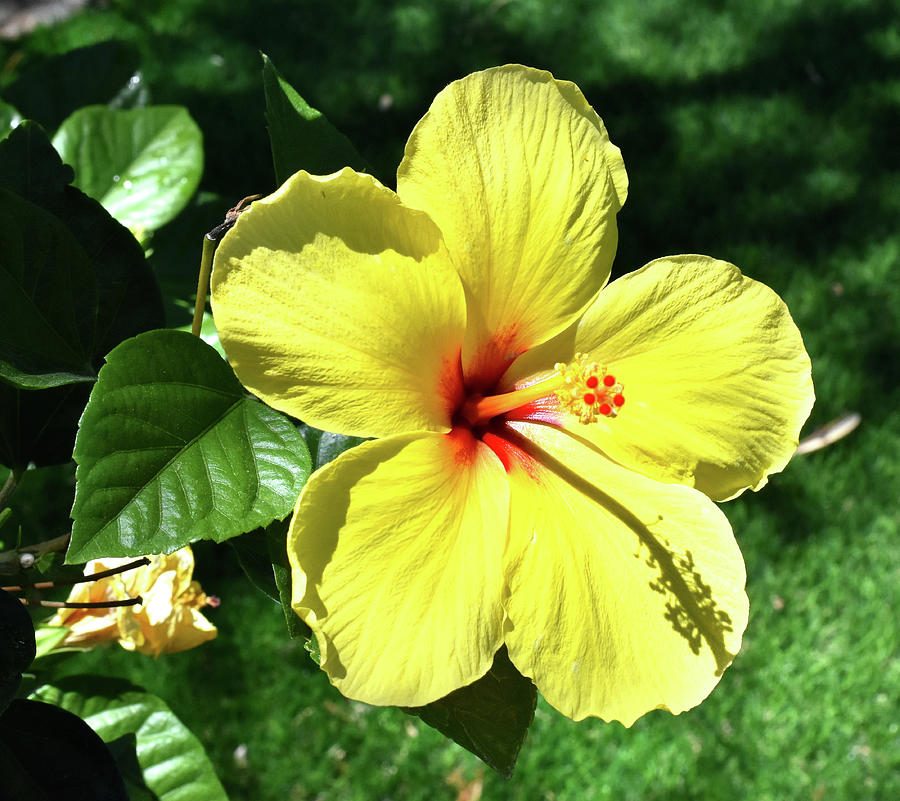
447,352,625,472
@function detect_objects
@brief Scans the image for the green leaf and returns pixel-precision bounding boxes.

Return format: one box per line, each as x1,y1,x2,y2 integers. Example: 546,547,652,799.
0,122,164,468
0,122,165,362
0,119,75,206
0,382,93,469
229,526,280,603
229,518,310,639
69,330,311,562
0,698,129,801
298,424,368,470
1,588,35,714
106,734,159,801
32,676,227,801
52,105,204,235
315,430,368,468
0,189,98,388
2,40,140,132
404,647,537,778
262,53,366,186
0,99,22,142
266,516,310,639
32,625,71,661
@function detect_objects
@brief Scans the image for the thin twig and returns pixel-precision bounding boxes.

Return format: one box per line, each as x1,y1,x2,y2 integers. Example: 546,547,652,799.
1,556,150,593
20,596,144,609
0,532,71,575
0,468,23,511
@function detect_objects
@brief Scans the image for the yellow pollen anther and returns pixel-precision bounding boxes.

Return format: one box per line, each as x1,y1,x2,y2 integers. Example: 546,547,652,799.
552,353,625,424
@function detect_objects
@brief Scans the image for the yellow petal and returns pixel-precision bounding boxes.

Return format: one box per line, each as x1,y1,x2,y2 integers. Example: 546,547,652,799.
508,256,814,500
502,422,748,724
212,168,467,438
397,65,627,387
289,431,509,706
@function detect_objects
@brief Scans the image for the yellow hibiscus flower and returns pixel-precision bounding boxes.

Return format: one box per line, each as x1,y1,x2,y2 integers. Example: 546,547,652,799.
49,547,217,657
210,65,813,724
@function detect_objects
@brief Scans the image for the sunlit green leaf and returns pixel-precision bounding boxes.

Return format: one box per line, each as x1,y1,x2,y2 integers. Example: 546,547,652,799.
53,105,203,235
32,677,227,801
32,625,71,661
69,329,311,562
262,53,366,186
404,647,537,778
0,99,22,142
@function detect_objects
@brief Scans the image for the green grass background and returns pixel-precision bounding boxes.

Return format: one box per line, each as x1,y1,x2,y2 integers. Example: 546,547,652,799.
2,0,899,799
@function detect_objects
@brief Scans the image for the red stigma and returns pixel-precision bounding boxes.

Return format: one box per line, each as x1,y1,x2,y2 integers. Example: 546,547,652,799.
583,392,596,406
585,375,599,389
599,402,612,416
613,394,625,407
603,374,616,387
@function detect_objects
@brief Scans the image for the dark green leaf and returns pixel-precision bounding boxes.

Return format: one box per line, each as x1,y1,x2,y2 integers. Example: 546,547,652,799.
315,430,368,469
53,105,204,235
32,676,226,801
0,698,129,801
262,53,366,186
69,330,311,562
0,122,165,362
106,734,159,801
266,516,310,639
229,526,280,603
2,40,140,132
404,647,536,778
0,189,98,389
0,122,165,468
0,588,35,715
0,120,75,207
0,381,92,469
229,517,310,639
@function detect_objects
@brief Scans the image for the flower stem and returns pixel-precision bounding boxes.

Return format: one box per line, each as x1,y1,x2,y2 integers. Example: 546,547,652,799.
191,235,217,337
192,194,261,337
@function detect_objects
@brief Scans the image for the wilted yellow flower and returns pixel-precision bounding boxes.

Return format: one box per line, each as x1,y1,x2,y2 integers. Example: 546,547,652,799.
49,547,216,656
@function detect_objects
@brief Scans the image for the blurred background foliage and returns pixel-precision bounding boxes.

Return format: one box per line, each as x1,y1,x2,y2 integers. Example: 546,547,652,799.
1,0,898,799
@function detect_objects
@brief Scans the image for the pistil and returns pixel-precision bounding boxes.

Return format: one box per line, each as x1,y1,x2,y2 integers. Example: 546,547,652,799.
459,353,626,428
460,375,565,427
